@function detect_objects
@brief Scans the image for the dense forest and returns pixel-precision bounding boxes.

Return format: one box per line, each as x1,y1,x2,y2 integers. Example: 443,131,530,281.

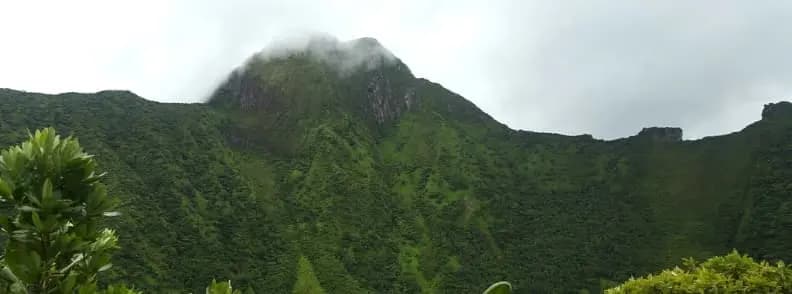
1,38,792,293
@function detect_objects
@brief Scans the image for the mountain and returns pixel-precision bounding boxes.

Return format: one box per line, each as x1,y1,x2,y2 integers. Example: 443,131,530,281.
1,36,792,293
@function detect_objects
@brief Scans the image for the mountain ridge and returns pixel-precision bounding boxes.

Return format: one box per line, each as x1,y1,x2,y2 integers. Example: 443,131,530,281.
1,38,792,292
2,83,782,142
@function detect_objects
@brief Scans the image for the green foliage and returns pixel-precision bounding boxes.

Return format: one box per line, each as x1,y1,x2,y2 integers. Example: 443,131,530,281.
0,128,123,293
206,279,241,294
606,251,792,293
1,51,792,293
102,284,140,294
292,256,325,294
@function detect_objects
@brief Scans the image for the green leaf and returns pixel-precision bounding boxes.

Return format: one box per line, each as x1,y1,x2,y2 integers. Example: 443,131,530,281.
30,212,42,232
17,206,39,212
60,274,77,293
0,179,11,199
0,266,21,283
0,216,13,231
40,179,54,208
77,282,98,294
9,282,27,294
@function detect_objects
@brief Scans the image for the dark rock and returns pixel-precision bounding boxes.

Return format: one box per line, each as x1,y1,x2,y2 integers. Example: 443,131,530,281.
637,127,683,142
366,70,414,124
762,101,792,120
209,69,282,112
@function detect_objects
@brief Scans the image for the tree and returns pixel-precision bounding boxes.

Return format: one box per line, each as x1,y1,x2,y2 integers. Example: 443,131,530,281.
205,280,240,294
292,256,325,294
0,128,135,293
606,251,792,293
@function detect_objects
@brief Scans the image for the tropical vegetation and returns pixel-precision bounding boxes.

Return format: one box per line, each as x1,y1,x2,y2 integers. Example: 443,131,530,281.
0,37,791,293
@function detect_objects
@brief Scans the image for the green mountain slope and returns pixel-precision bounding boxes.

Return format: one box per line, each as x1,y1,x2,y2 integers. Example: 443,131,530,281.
1,37,791,293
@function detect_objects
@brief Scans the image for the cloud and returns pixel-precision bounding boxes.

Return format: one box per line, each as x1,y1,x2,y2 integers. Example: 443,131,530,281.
2,1,792,139
248,34,397,77
475,1,792,139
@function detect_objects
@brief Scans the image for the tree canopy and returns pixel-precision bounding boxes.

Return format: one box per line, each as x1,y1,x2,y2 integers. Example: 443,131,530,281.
607,251,792,293
0,128,135,293
1,130,792,294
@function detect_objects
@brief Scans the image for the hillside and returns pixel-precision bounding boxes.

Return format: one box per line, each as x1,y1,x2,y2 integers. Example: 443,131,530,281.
1,37,791,293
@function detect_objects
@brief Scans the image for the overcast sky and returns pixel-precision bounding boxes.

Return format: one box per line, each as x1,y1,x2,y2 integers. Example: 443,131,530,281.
2,1,791,139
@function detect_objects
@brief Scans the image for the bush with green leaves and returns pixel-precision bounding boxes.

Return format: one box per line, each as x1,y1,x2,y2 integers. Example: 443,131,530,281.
0,128,136,293
606,251,792,293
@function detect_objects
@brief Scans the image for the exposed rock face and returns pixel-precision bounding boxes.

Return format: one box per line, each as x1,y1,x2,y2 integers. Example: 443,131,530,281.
208,70,282,112
354,38,416,124
366,70,415,124
637,127,683,142
762,101,792,120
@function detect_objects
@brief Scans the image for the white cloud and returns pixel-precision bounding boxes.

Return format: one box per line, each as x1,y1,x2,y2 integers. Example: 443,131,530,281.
1,0,791,139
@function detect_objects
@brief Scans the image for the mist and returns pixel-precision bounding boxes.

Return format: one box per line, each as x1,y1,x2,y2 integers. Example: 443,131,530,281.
248,34,397,77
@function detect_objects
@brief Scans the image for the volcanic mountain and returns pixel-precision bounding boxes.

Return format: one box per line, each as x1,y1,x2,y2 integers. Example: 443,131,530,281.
1,36,791,293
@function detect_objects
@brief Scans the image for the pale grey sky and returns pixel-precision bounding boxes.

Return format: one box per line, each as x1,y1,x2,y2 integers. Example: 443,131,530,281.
1,0,791,139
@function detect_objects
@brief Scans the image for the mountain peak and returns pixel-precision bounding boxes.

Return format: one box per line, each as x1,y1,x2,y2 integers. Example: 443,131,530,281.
208,35,419,144
241,35,400,77
348,37,384,50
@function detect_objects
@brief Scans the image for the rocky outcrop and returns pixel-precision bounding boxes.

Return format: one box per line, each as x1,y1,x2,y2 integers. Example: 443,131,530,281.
366,70,415,124
209,68,285,112
637,127,683,142
762,101,792,121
